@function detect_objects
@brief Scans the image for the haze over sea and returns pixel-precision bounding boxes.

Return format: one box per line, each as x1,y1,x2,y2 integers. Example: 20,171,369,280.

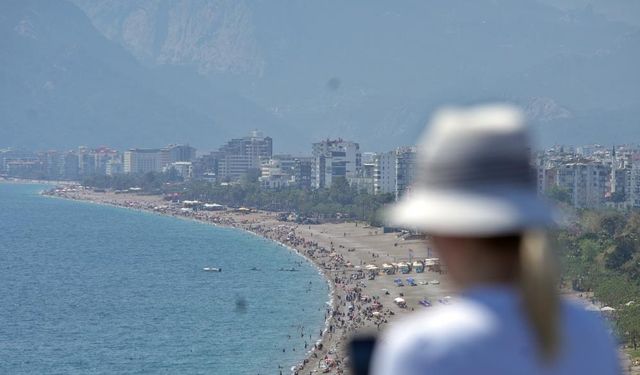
0,183,328,374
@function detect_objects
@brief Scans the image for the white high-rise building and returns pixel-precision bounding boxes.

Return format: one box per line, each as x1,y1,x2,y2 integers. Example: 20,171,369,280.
216,131,273,180
374,151,396,195
395,146,417,200
628,155,640,207
554,162,610,208
123,149,164,174
312,139,361,189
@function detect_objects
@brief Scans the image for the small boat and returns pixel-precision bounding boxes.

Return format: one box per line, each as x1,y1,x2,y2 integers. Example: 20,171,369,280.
203,267,222,272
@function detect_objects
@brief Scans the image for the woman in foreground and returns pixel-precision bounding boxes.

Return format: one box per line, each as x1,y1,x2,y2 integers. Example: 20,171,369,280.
371,104,620,374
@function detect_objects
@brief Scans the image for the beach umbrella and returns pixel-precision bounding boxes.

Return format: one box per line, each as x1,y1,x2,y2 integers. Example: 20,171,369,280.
394,297,406,304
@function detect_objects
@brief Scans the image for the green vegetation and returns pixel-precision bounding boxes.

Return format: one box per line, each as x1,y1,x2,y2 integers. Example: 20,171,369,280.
547,186,572,205
83,174,395,223
82,170,182,192
557,210,640,349
181,177,394,223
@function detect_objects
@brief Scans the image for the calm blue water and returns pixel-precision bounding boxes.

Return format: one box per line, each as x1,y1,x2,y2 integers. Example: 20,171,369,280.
0,183,328,374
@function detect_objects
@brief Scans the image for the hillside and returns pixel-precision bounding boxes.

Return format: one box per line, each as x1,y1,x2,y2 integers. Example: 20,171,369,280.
0,0,294,151
1,0,639,151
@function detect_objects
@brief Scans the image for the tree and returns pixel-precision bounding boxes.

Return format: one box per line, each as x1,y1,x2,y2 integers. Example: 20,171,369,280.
547,186,572,205
605,236,636,270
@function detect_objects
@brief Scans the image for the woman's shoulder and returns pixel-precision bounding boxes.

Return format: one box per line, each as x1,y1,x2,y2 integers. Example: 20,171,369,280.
375,297,502,364
372,295,620,375
379,296,616,348
385,299,497,343
559,299,618,351
371,298,512,374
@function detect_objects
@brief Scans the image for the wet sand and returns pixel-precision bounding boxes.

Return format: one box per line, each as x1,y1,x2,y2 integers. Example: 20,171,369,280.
42,185,453,374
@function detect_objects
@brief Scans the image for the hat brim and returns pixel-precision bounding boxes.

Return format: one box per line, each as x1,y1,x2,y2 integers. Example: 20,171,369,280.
386,187,556,236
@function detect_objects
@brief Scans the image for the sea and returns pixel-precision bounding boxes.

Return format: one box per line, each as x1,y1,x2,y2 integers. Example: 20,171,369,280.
0,183,329,374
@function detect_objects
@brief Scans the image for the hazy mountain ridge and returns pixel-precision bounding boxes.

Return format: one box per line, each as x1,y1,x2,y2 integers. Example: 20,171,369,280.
0,0,295,151
2,0,639,152
71,0,640,149
72,0,264,75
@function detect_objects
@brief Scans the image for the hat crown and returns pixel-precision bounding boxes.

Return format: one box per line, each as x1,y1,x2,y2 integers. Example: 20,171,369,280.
417,104,534,189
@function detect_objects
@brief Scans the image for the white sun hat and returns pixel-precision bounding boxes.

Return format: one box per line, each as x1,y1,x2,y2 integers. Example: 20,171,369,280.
387,104,554,236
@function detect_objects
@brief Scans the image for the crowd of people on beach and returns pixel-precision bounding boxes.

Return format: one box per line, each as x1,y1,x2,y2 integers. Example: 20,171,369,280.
249,222,399,374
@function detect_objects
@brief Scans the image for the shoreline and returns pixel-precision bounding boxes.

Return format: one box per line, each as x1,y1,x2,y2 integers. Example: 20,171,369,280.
42,188,337,373
6,180,634,373
40,184,453,374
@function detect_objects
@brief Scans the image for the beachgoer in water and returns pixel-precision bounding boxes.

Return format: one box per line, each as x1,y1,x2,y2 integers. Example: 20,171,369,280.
371,104,620,375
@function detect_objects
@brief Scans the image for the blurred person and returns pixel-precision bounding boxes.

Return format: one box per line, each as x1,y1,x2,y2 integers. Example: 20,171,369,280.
371,105,620,374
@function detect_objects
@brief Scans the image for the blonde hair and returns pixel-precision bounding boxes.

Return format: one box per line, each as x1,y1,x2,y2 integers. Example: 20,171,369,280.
519,231,561,362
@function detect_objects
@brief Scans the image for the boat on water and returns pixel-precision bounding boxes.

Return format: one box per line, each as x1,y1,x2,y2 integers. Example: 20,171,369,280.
203,267,222,272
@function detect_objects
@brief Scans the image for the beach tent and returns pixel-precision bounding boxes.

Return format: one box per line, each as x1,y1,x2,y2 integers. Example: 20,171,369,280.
383,263,395,275
203,203,224,211
365,264,379,271
182,200,201,207
412,261,425,273
398,262,411,274
424,258,440,266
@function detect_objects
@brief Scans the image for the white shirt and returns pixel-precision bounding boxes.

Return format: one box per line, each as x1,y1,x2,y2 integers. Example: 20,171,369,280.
371,286,620,375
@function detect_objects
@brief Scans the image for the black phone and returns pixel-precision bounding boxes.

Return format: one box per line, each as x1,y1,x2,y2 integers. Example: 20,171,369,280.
348,334,377,375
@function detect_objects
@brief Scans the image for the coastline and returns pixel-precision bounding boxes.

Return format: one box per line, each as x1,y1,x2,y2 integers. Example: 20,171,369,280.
40,185,453,374
6,181,632,374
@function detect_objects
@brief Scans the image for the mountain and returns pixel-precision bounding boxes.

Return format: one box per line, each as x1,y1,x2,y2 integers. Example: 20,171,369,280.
2,0,639,152
0,0,295,151
70,0,640,150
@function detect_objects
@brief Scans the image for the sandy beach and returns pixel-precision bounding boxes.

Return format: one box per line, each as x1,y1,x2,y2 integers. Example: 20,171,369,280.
42,185,453,374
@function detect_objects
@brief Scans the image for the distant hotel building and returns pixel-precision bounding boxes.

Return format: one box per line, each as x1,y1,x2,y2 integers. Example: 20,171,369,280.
628,154,640,207
258,154,314,189
123,149,164,174
312,139,361,189
373,151,396,195
123,144,195,175
216,131,272,181
534,146,631,208
395,146,417,199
